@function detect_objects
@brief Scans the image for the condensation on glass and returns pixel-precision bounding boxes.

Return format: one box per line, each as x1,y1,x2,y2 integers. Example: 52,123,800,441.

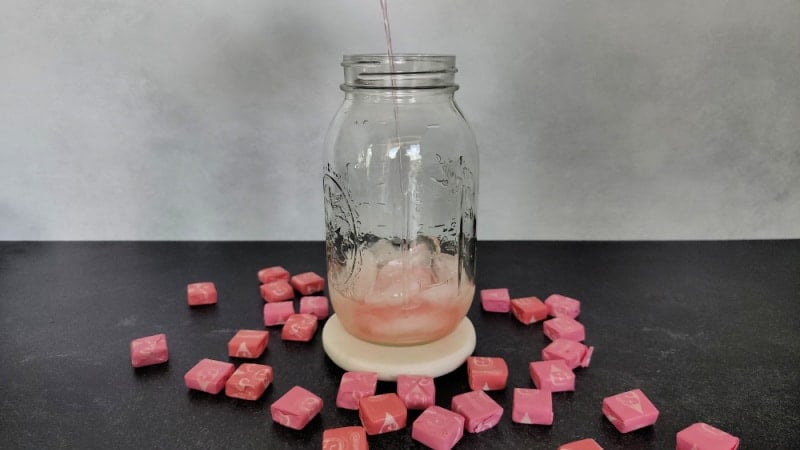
323,54,479,346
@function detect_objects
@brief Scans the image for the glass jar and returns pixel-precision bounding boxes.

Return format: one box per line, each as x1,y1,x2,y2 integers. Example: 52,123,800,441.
323,54,478,346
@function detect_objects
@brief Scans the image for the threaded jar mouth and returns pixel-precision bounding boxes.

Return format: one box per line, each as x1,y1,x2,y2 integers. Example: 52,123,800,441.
342,54,457,90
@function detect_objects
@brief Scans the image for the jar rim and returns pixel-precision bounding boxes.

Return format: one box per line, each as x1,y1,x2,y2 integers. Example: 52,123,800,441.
341,54,457,90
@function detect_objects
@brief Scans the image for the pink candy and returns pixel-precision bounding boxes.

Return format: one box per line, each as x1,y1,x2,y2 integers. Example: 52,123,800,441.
225,363,273,401
512,388,553,425
322,426,369,450
263,301,295,326
676,422,740,450
271,385,323,430
281,313,318,342
602,388,659,433
336,371,379,410
466,356,508,391
545,294,581,319
227,329,269,358
258,266,290,284
397,375,436,410
130,333,169,368
187,282,217,306
359,393,407,435
511,296,548,324
558,438,604,450
543,317,585,342
412,406,465,450
542,338,594,369
260,280,294,303
529,360,576,392
184,359,235,394
451,390,503,433
480,288,511,313
290,271,325,295
299,296,329,319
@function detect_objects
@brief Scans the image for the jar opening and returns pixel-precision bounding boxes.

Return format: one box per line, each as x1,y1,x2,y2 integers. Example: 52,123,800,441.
342,54,457,90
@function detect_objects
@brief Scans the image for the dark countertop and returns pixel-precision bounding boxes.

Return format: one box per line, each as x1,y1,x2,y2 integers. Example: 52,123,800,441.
1,241,798,449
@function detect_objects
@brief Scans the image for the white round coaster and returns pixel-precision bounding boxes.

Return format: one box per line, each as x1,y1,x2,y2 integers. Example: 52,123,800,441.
322,314,476,381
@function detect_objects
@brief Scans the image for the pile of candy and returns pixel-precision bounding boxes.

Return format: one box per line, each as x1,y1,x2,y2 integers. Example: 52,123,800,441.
129,269,740,450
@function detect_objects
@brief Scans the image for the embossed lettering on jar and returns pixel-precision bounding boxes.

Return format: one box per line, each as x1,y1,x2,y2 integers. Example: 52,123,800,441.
323,54,479,345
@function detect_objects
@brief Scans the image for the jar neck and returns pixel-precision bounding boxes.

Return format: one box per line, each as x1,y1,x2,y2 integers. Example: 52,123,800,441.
341,54,458,92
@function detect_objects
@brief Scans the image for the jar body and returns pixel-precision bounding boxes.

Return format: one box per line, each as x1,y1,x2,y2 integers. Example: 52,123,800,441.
323,55,478,346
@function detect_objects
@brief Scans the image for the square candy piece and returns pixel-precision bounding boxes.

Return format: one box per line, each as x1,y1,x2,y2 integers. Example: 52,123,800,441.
676,422,740,450
337,371,379,410
263,301,295,326
260,280,294,303
529,360,576,392
130,333,169,368
225,363,273,401
322,426,369,450
451,390,503,433
397,375,436,410
480,288,511,313
467,356,508,391
602,389,659,433
187,282,217,306
412,406,465,450
545,294,581,319
558,438,604,450
271,386,323,430
184,359,235,394
291,272,325,295
359,393,408,435
227,329,269,358
543,317,586,342
512,388,553,425
542,338,594,369
511,296,548,324
258,266,290,284
281,313,318,342
299,296,329,319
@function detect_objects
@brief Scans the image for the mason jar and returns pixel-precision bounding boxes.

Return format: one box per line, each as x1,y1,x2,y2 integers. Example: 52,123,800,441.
323,54,479,346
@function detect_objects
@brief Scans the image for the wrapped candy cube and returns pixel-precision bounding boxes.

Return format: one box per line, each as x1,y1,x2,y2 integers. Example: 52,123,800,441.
263,301,295,326
184,359,235,394
529,360,575,392
397,374,435,410
543,317,586,342
322,426,369,450
130,333,169,368
558,438,604,450
224,363,273,401
281,313,318,342
260,280,294,303
227,329,269,358
359,393,407,435
290,272,325,295
451,390,503,433
480,288,511,313
545,294,581,319
466,356,508,391
676,422,739,450
187,282,217,306
512,388,553,425
412,405,465,450
258,265,290,284
299,296,329,319
271,385,323,430
510,296,548,324
336,371,379,410
602,389,659,433
542,338,594,369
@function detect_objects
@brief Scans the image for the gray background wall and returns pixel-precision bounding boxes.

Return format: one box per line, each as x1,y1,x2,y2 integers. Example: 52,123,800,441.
1,0,798,240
